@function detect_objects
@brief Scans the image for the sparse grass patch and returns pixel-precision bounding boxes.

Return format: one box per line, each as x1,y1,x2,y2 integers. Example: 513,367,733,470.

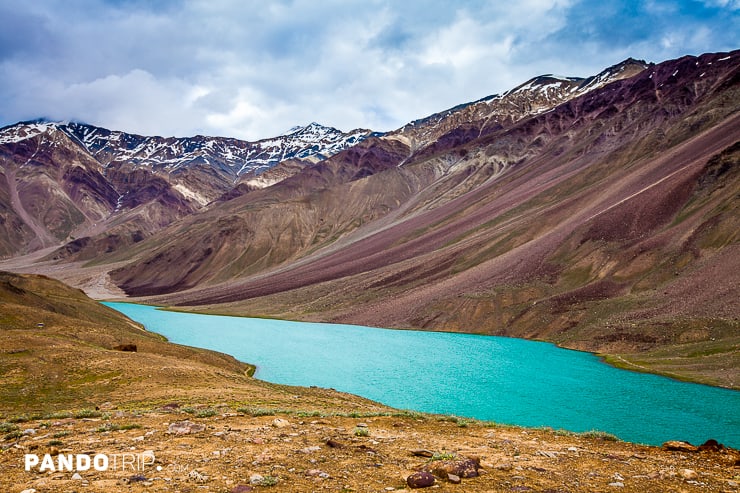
580,430,619,441
96,422,142,433
237,407,278,416
4,430,23,440
52,430,70,438
48,439,63,446
0,423,19,433
255,475,279,487
553,428,577,437
43,411,72,420
195,408,217,418
353,427,369,437
74,409,102,419
431,451,457,461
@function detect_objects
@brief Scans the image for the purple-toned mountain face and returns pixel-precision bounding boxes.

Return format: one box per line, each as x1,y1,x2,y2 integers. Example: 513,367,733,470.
0,121,374,257
1,51,738,388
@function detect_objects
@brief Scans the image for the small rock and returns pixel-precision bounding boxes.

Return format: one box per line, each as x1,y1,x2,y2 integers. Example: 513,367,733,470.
230,486,254,493
22,428,36,436
113,343,137,352
306,469,323,476
71,473,83,480
409,449,434,457
608,482,625,488
662,440,698,452
249,473,265,485
326,439,344,448
447,473,461,484
20,489,37,493
300,445,321,453
423,457,480,478
406,471,435,488
680,469,698,480
495,463,513,471
272,418,291,428
188,470,208,483
167,420,205,435
319,472,330,479
698,439,724,451
567,446,578,452
356,422,368,427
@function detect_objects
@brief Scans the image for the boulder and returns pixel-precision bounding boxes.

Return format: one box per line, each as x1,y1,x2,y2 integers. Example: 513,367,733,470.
662,441,698,452
406,471,435,488
422,457,480,478
113,344,137,352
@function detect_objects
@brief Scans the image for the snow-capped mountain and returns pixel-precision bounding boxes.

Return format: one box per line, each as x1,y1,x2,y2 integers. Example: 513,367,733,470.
391,58,649,151
0,120,373,178
59,121,373,177
0,119,374,257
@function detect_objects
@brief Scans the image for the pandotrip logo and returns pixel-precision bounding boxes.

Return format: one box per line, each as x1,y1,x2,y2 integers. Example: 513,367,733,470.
24,451,155,473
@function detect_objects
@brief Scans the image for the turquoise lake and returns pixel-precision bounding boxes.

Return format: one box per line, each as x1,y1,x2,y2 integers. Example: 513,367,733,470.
103,302,740,447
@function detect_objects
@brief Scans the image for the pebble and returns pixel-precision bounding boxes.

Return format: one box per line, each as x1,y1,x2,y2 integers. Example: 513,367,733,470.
680,469,698,480
608,482,625,487
249,473,265,485
20,489,36,493
410,449,434,457
230,485,254,493
447,473,461,484
71,473,83,480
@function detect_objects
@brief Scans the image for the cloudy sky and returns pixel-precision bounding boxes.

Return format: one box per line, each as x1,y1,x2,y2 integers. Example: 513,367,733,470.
0,0,737,140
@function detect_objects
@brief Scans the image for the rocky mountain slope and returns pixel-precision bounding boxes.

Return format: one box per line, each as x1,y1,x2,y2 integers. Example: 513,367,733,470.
0,121,373,258
2,50,738,387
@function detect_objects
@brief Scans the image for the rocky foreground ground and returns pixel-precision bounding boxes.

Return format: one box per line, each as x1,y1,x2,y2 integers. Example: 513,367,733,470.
2,404,738,493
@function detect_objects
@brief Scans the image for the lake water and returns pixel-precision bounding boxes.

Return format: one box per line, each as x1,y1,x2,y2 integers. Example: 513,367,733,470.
103,302,740,447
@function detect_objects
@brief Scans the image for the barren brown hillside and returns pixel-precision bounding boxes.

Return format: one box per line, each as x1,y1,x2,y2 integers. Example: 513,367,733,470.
2,273,739,493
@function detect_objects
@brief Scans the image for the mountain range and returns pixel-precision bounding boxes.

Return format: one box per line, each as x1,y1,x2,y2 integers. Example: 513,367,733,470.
1,50,737,388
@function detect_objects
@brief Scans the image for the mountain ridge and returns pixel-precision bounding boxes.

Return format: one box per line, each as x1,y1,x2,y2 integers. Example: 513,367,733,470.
1,50,737,387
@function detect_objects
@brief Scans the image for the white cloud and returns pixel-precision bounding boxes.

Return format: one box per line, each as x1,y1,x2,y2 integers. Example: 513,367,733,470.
0,0,736,140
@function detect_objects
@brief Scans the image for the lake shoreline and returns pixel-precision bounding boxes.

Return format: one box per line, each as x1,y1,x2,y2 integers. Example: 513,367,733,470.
102,302,740,448
120,300,739,392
